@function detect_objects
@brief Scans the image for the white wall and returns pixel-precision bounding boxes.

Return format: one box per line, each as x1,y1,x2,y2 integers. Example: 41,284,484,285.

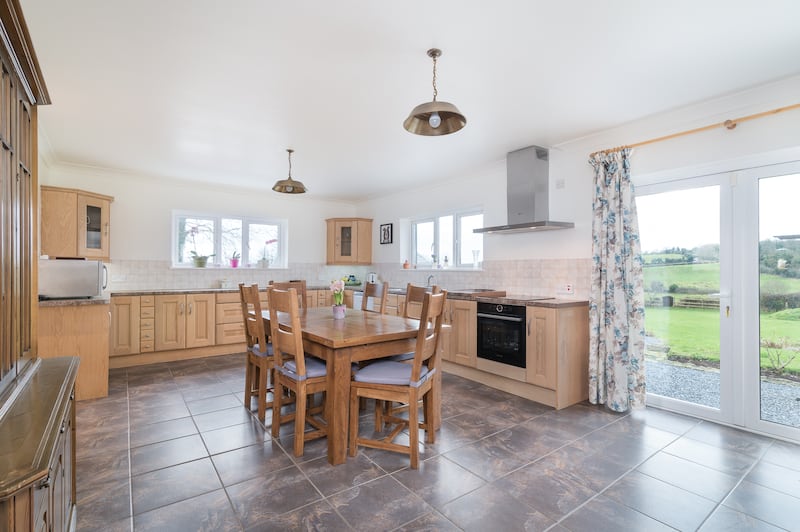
38,164,357,263
358,75,800,262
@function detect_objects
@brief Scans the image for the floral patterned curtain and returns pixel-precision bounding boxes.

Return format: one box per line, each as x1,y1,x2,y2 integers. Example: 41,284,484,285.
589,148,646,412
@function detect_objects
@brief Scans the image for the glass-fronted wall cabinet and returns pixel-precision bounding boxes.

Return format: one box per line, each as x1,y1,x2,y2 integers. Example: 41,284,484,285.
41,186,114,261
326,218,372,265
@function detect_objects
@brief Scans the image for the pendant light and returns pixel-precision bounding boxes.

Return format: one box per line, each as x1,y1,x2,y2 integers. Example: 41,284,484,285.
272,148,307,194
403,48,466,136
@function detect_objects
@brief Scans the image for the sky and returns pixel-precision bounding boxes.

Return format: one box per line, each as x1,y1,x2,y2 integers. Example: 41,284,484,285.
636,173,799,253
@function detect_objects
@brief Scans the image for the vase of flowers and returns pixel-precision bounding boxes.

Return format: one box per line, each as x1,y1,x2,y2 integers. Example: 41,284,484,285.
188,226,214,267
330,278,346,319
229,251,240,268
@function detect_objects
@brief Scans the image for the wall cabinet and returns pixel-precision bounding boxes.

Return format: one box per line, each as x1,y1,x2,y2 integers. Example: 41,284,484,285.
40,186,113,261
155,294,215,351
326,218,372,265
38,302,110,400
525,305,589,409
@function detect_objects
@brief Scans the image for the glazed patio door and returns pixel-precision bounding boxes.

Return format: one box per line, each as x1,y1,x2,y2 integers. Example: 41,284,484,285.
637,175,734,424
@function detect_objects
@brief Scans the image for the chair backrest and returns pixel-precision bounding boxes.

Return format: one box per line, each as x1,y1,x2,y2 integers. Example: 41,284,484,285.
239,283,269,354
409,290,447,382
269,279,307,309
361,282,388,314
404,283,440,319
266,287,308,376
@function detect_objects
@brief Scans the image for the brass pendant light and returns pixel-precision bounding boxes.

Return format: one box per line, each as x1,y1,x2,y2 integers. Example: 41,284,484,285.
403,48,466,136
272,148,307,194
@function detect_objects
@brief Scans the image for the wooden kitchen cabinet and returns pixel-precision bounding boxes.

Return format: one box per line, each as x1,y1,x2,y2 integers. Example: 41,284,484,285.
155,293,215,351
111,296,140,356
38,302,110,400
326,218,372,265
215,290,266,344
525,305,589,409
448,300,477,367
40,186,113,261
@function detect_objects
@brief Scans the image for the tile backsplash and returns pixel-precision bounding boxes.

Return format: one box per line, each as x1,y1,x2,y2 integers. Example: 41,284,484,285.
105,258,591,299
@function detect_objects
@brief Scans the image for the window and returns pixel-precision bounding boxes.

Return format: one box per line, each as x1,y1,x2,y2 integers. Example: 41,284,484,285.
412,211,483,268
173,211,287,267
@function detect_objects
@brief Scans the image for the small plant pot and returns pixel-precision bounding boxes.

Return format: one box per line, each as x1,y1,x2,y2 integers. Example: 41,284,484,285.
332,304,346,319
258,259,269,268
193,257,208,268
230,258,239,268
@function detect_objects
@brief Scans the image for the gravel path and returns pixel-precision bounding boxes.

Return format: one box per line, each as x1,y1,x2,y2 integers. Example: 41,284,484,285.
646,359,800,428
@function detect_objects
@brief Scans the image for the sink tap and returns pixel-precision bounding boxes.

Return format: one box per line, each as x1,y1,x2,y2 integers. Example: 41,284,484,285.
426,275,435,287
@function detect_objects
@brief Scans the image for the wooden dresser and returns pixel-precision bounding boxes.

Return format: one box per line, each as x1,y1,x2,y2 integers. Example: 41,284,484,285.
0,358,79,531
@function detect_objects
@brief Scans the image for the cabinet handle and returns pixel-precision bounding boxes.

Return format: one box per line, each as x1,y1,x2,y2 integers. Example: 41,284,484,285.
85,215,90,226
527,318,531,336
188,302,193,315
180,302,185,315
104,222,109,236
60,420,67,434
38,475,51,489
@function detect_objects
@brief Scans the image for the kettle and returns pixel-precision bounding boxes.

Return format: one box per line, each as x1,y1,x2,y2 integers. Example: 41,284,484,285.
367,272,378,284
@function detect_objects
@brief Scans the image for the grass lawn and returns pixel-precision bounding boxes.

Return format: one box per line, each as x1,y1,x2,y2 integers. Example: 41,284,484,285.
644,262,800,295
645,307,800,374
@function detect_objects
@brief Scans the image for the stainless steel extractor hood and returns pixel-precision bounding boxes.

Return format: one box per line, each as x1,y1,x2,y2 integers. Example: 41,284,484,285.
474,145,574,234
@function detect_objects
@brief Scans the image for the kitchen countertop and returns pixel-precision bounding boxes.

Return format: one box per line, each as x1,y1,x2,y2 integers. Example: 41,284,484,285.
39,297,110,307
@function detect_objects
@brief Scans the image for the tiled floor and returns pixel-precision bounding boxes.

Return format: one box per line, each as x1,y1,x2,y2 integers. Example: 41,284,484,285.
75,353,800,531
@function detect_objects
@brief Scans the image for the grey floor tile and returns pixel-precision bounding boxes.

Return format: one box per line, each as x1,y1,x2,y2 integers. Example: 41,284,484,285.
724,479,800,531
761,440,800,472
185,392,242,415
664,435,758,476
604,470,718,531
392,455,486,509
211,440,294,486
129,415,197,448
299,452,386,496
263,499,351,531
133,489,242,531
699,505,788,531
561,495,675,532
440,481,554,531
193,404,254,432
685,421,775,458
131,457,222,515
130,433,208,475
200,418,269,455
395,510,462,531
746,459,800,498
637,451,739,501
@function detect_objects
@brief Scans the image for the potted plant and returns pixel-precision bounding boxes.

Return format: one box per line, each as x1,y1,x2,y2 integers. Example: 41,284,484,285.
330,278,346,319
190,250,214,268
259,238,278,268
229,251,240,268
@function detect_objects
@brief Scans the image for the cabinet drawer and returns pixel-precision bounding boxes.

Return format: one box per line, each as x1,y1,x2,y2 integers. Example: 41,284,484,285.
216,322,245,345
140,306,155,319
140,295,155,306
139,318,154,330
140,329,154,341
140,340,154,352
216,302,243,324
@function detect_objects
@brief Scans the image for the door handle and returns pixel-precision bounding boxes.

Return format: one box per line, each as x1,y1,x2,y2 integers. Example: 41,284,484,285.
527,318,531,336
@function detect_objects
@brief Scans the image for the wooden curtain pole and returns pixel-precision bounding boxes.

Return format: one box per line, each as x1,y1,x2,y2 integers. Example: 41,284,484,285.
589,102,800,158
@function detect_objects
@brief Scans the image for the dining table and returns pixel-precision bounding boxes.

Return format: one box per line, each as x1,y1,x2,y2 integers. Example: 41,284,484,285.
262,307,441,465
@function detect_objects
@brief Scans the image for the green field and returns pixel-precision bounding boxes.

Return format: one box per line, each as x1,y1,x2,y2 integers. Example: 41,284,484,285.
644,262,800,295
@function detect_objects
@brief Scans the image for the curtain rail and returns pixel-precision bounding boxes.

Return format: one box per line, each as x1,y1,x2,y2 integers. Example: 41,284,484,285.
589,102,800,158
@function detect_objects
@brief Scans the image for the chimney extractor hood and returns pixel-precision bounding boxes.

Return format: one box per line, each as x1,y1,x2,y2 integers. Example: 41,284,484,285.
474,145,574,234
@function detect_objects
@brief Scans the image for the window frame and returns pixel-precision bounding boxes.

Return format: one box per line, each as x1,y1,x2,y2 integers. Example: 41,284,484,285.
171,210,288,268
411,209,483,269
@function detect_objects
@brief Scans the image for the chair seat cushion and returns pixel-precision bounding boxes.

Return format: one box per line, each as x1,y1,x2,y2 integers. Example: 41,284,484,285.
280,355,327,380
249,342,273,357
354,360,431,387
385,352,414,362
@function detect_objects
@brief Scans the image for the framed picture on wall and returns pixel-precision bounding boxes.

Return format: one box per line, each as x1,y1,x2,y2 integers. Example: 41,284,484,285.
380,223,393,244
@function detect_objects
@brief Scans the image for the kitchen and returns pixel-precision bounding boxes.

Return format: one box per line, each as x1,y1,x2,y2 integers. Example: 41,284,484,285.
3,1,800,531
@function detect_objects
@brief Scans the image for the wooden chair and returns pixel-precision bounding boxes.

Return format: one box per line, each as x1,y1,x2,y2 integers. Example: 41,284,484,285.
268,286,328,457
361,281,388,314
348,290,447,469
239,283,275,422
269,279,307,309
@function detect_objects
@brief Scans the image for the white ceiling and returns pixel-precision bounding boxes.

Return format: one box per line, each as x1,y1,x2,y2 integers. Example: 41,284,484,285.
19,0,800,201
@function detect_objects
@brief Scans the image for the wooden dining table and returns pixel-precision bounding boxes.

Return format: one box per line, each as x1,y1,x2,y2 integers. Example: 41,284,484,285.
262,307,440,465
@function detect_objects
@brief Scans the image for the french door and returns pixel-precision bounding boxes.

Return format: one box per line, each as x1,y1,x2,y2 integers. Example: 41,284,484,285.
637,162,800,442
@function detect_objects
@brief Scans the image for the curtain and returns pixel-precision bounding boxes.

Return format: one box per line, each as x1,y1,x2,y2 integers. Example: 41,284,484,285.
588,148,646,412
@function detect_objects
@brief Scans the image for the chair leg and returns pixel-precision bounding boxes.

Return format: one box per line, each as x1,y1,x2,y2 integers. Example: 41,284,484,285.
408,390,419,469
423,391,435,444
257,362,268,422
244,358,253,407
349,389,360,457
294,386,306,457
271,376,283,439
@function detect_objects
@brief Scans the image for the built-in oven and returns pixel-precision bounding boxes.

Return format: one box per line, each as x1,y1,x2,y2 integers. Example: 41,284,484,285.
476,302,526,368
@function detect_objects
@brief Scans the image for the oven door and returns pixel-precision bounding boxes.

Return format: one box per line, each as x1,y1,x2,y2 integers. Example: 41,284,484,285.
476,311,526,368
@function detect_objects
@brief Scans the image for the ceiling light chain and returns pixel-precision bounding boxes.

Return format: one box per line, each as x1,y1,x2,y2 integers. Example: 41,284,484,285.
403,47,466,136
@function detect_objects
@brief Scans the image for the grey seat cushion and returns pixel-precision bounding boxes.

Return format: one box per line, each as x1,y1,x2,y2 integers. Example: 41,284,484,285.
280,356,327,380
354,360,430,386
385,352,415,362
249,342,273,357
